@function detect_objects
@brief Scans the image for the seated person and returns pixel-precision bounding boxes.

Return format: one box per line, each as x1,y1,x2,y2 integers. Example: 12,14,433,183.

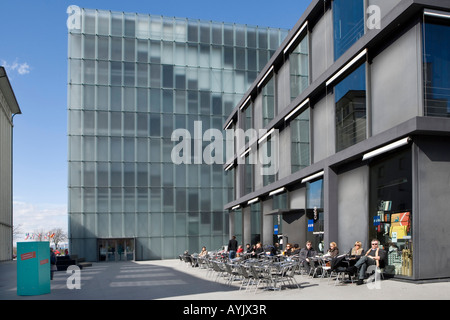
348,241,364,259
236,245,244,257
252,242,264,258
245,244,253,254
264,245,277,256
283,243,293,256
354,239,386,285
325,242,339,258
199,246,208,257
299,241,317,273
292,244,301,255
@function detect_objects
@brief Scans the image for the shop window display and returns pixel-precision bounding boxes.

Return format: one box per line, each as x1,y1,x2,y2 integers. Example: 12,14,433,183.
369,148,413,277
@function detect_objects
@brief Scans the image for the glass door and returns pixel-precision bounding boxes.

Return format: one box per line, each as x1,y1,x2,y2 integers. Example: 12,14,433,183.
97,238,135,262
306,179,324,253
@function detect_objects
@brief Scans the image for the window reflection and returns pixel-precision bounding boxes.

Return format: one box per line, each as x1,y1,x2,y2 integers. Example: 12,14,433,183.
306,179,324,253
291,108,310,173
333,0,364,60
423,22,450,117
262,75,275,127
290,35,309,101
335,63,366,152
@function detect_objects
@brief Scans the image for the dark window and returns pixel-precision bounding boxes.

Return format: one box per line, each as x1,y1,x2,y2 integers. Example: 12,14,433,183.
369,148,413,277
423,22,450,117
335,63,366,152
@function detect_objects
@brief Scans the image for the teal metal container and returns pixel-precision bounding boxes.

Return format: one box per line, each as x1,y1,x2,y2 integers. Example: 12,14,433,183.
17,241,51,296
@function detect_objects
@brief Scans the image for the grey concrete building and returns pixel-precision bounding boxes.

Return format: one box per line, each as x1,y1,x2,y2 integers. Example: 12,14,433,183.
224,0,450,281
0,67,21,261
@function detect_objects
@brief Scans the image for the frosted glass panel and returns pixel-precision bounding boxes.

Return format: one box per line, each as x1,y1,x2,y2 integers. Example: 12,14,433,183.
68,9,286,259
136,15,149,39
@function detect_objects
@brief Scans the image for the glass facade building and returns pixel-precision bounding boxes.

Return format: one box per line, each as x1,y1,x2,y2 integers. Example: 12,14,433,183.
67,7,287,261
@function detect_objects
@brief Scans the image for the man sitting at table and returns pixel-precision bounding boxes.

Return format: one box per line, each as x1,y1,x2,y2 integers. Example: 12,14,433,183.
354,239,386,285
299,241,317,273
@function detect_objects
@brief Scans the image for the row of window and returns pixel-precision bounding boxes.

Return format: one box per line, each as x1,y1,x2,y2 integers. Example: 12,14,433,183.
69,162,231,188
69,42,275,73
76,8,286,49
69,65,260,93
70,211,228,238
230,8,450,199
69,187,232,214
69,86,240,115
69,111,226,136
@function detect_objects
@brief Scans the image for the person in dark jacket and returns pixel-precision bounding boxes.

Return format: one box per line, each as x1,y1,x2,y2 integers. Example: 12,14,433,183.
326,242,340,258
251,242,264,258
228,236,238,260
50,248,57,280
299,241,317,273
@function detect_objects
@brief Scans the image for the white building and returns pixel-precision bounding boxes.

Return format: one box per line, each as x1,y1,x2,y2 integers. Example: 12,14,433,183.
0,66,21,261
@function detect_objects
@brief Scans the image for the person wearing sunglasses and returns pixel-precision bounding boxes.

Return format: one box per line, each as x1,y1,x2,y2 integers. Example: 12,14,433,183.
354,239,386,285
349,241,364,259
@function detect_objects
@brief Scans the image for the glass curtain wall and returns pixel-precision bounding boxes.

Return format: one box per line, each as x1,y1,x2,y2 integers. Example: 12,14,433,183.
423,21,450,117
68,8,287,260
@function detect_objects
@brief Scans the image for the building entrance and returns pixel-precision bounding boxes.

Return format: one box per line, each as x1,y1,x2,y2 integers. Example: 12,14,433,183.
98,238,135,262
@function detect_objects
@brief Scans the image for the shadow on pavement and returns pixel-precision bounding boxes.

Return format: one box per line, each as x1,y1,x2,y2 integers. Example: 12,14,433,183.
0,260,236,300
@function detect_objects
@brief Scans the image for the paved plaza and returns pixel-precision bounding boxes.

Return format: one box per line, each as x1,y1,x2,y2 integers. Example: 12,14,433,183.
1,259,450,301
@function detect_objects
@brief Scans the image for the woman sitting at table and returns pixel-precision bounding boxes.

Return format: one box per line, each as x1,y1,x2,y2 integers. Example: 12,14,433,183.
199,246,208,257
283,243,293,256
326,242,340,258
348,241,364,259
330,241,363,272
251,242,264,258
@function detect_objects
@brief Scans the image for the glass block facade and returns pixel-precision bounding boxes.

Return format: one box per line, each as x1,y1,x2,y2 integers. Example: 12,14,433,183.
67,7,287,261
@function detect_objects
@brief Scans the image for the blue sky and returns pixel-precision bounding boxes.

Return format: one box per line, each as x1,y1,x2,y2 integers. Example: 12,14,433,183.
1,0,311,240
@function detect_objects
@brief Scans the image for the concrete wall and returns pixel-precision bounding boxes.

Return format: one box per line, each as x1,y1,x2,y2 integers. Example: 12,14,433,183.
312,94,335,163
415,136,450,280
310,8,333,82
0,86,14,262
287,187,307,246
370,23,423,135
337,165,370,252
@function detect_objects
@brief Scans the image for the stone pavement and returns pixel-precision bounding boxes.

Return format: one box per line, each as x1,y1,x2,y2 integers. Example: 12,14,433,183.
1,259,450,301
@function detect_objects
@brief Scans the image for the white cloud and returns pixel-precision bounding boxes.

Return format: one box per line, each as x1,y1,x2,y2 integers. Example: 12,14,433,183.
13,201,68,241
1,58,31,75
17,62,30,75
